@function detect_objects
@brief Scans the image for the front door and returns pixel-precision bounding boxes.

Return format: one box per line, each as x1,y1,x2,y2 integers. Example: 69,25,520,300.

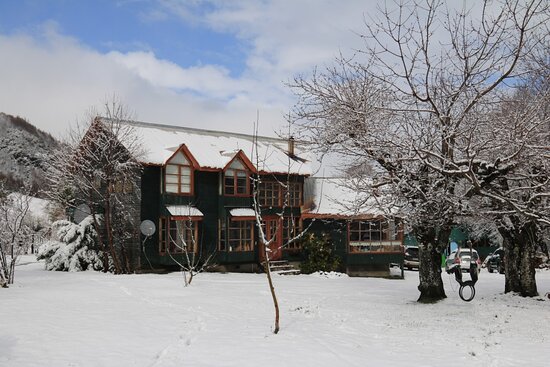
260,218,282,261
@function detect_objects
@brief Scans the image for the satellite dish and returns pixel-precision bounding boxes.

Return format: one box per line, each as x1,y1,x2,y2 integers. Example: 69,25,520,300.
74,204,91,224
140,220,156,237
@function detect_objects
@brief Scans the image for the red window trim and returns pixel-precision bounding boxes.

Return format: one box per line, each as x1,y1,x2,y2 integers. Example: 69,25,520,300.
227,219,255,252
159,216,201,255
259,180,303,207
164,146,197,196
347,220,404,255
224,168,250,196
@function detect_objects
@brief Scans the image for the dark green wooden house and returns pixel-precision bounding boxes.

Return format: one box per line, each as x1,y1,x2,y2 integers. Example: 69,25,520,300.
101,119,404,276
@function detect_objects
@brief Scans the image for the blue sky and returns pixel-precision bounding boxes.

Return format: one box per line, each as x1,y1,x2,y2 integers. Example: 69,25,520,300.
0,0,247,77
2,1,482,138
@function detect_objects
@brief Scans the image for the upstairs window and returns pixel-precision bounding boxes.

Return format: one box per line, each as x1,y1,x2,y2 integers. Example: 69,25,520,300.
165,150,192,194
259,181,279,207
287,182,302,207
224,159,249,196
259,180,302,207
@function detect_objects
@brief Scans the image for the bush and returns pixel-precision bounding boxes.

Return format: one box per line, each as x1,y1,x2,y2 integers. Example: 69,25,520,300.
37,216,108,272
300,232,341,274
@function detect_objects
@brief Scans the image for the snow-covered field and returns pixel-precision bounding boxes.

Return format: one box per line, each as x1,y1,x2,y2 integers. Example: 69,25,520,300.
2,257,549,367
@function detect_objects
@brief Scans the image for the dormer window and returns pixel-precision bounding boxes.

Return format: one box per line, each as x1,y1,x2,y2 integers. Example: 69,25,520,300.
165,150,193,194
224,158,249,196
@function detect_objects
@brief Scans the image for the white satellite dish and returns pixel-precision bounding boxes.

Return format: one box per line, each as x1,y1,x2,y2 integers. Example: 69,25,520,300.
74,204,91,224
140,220,156,237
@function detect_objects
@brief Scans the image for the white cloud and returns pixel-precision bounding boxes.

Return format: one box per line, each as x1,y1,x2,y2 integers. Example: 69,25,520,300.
107,50,254,99
0,24,289,138
167,1,375,74
0,0,500,142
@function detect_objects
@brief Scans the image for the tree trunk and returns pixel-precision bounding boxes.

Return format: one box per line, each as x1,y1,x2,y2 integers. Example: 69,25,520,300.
500,220,538,297
8,257,16,284
0,248,8,287
263,243,280,334
92,213,110,272
104,198,123,274
501,235,521,291
416,226,446,303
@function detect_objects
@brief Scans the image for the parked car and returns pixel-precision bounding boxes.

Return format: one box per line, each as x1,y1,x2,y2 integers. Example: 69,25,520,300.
404,246,419,270
445,248,481,273
486,248,505,274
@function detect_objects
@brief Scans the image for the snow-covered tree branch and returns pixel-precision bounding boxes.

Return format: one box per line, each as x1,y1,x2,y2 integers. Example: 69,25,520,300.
46,98,144,274
0,182,33,287
290,0,549,300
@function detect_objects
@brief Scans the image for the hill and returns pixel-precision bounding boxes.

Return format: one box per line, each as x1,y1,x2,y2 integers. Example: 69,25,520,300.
0,112,60,194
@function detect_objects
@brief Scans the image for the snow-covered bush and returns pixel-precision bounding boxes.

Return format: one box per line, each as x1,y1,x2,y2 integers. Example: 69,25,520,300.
37,216,107,272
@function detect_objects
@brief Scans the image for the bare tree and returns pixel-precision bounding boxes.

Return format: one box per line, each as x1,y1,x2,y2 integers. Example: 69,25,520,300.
471,76,550,296
250,121,312,334
0,182,32,287
291,0,549,301
47,99,143,274
165,217,216,286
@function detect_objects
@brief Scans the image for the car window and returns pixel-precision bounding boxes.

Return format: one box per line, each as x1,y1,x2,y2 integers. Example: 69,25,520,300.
406,248,418,255
459,251,478,260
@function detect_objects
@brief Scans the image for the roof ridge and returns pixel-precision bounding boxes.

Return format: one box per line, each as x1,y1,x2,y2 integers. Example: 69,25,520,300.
98,116,291,144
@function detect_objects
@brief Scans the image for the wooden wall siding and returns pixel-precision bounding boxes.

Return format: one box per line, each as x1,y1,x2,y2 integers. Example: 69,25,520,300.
140,166,162,267
194,171,220,258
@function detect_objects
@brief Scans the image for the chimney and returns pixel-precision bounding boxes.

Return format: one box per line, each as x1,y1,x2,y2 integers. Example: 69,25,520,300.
288,136,295,156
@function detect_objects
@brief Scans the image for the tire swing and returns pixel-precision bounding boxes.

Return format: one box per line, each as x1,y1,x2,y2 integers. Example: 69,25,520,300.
447,263,478,302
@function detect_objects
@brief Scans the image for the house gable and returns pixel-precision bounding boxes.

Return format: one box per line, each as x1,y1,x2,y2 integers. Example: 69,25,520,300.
163,145,198,196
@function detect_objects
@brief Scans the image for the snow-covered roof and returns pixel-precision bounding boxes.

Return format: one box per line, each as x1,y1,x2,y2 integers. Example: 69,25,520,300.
166,205,203,217
229,208,256,217
303,178,398,219
101,118,311,175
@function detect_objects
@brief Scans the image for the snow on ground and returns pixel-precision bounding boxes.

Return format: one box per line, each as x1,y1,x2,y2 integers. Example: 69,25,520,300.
1,257,549,367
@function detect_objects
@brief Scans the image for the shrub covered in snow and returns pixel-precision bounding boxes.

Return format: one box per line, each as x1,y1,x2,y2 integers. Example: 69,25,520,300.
37,216,108,272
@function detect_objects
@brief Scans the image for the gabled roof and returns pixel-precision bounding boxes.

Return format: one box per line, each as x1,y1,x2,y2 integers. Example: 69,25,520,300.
99,118,311,175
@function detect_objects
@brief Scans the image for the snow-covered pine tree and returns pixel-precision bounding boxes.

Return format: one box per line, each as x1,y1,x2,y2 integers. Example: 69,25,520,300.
37,215,106,272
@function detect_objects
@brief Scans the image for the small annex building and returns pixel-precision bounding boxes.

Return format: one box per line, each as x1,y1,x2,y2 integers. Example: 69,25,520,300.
87,118,404,277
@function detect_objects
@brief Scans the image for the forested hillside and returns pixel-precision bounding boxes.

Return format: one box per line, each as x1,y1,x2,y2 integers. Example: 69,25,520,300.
0,112,59,195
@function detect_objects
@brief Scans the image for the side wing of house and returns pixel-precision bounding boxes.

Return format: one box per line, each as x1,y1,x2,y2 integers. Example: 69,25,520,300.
302,177,404,277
